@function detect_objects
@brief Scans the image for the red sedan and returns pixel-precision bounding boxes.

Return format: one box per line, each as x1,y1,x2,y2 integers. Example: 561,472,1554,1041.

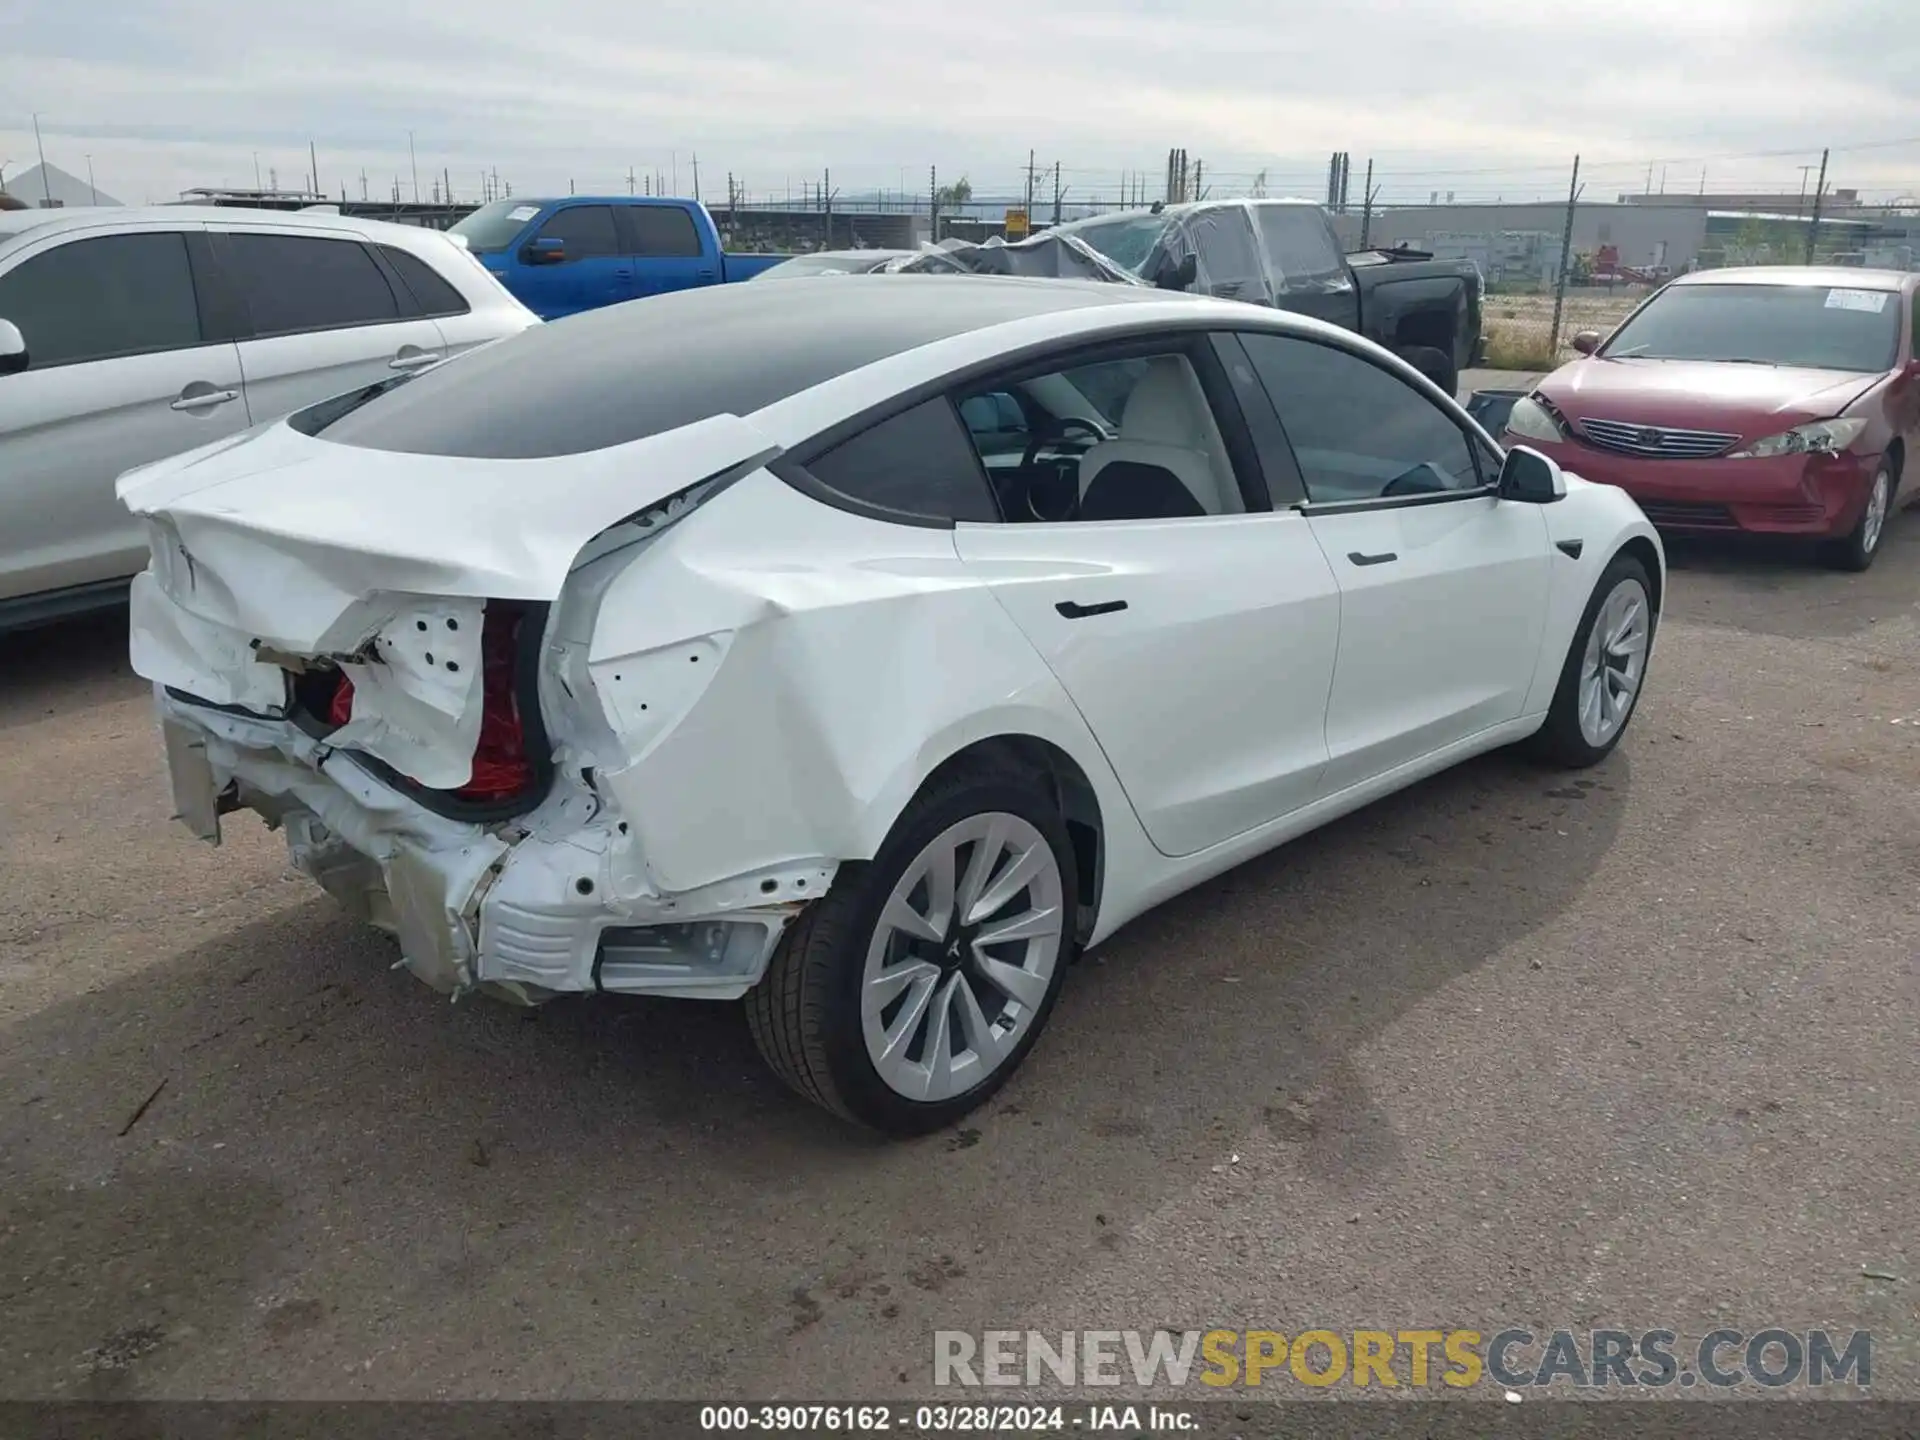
1504,267,1920,569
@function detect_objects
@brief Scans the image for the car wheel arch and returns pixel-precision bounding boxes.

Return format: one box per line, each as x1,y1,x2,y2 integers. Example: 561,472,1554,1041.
853,727,1109,949
1615,535,1664,617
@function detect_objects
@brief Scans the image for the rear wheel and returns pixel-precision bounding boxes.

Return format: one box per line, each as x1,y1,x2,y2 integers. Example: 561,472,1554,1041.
1821,460,1892,572
1527,553,1655,768
745,763,1077,1134
1398,344,1458,400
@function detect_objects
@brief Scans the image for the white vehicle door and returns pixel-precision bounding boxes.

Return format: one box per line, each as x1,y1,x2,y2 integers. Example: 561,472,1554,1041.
814,335,1341,860
1231,330,1552,794
209,226,450,426
0,224,250,604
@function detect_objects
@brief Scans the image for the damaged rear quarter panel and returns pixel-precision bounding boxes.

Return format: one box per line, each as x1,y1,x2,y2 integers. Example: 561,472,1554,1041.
564,471,1124,895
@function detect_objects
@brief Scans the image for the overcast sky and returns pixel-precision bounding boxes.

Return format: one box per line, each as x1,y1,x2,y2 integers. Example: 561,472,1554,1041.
4,0,1918,209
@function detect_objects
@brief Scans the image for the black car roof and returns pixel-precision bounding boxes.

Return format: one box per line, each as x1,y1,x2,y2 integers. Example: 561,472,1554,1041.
311,275,1163,460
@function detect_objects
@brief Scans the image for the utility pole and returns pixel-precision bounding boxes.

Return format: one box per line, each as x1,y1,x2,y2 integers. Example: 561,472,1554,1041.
628,165,636,195
1804,147,1830,264
492,166,500,202
309,140,319,197
1025,148,1036,221
1193,159,1204,202
85,154,97,204
408,130,420,204
691,152,700,203
1548,154,1583,360
253,151,262,191
1360,157,1376,248
32,113,51,205
930,164,939,242
1052,161,1062,225
443,166,450,207
824,168,832,248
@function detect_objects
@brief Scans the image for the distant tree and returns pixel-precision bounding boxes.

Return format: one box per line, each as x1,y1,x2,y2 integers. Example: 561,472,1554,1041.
936,175,973,209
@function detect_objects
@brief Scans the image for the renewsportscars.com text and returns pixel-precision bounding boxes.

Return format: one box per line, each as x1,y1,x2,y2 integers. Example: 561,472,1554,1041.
934,1328,1871,1390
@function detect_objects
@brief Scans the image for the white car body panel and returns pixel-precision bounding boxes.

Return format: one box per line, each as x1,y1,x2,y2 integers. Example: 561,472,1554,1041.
1302,495,1553,792
0,205,537,620
952,510,1341,857
122,284,1664,1014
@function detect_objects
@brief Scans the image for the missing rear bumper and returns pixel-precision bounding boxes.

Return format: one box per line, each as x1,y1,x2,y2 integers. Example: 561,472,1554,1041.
156,691,833,1003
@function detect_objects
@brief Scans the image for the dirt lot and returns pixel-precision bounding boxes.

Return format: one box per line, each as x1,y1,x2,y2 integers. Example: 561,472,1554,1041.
2,520,1918,1403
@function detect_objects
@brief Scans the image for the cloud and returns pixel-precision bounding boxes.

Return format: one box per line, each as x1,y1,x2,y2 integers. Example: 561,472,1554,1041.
4,0,1918,207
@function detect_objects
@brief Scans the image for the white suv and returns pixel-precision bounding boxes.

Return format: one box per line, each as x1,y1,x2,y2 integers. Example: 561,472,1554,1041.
0,205,539,629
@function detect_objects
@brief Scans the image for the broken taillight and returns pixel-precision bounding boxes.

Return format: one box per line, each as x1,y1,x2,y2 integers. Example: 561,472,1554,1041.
324,605,534,802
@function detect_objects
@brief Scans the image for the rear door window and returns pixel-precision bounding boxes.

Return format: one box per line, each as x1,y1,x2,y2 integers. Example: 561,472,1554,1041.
0,232,203,367
536,205,621,259
1256,206,1346,288
378,245,471,318
625,206,703,257
801,399,1000,522
221,233,402,337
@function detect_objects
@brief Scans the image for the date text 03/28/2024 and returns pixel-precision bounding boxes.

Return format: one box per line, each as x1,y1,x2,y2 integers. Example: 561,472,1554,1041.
700,1405,1192,1431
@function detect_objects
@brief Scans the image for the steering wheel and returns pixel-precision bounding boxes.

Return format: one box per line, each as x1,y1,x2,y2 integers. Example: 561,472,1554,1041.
1018,417,1109,521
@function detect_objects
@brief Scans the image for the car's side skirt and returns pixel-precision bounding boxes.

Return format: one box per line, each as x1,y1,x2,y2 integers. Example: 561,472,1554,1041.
1087,712,1548,946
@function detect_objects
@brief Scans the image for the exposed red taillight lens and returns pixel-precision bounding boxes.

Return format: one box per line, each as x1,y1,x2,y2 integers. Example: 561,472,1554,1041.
324,605,532,801
460,607,532,800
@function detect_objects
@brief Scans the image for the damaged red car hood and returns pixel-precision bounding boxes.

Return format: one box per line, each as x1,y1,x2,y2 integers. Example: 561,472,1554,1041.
1540,357,1883,431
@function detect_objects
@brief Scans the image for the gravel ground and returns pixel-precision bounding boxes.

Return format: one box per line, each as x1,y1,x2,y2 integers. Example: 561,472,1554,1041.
2,516,1917,1405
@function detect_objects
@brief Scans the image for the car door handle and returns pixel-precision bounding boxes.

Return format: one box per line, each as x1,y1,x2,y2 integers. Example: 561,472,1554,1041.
389,349,443,371
1347,550,1398,566
696,268,716,279
1056,599,1128,619
170,387,240,411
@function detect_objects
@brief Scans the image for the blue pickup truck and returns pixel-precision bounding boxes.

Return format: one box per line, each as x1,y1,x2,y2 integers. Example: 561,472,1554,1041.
448,197,785,320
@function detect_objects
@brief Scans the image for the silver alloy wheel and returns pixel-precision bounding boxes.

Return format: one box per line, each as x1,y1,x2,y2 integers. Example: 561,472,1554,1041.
860,812,1066,1103
1577,576,1651,747
1862,469,1890,556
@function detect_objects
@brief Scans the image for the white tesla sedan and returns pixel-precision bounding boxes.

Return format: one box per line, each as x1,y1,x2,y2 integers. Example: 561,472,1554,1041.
121,276,1662,1134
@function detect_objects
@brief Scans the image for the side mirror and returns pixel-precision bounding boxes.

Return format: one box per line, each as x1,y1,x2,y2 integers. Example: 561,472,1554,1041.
0,318,25,376
1499,445,1568,504
1571,330,1602,356
522,237,567,266
1903,357,1920,381
1154,252,1199,291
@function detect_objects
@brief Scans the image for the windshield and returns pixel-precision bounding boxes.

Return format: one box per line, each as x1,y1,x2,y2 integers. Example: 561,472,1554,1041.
755,254,886,279
448,199,548,254
1053,214,1170,275
1603,282,1901,372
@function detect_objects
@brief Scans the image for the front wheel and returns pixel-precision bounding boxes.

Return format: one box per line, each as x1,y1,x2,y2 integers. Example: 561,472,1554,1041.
1526,553,1655,768
1821,460,1892,572
745,763,1077,1134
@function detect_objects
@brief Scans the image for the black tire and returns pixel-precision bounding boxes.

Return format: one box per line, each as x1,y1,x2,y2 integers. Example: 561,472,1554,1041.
1820,459,1893,573
744,760,1078,1135
1526,551,1656,768
1399,344,1459,400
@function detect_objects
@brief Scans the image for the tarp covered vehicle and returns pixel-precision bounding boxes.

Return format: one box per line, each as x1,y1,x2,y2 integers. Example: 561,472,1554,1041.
905,200,1485,395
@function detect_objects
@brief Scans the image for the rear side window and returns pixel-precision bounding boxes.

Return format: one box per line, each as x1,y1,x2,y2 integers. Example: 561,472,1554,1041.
222,234,400,337
537,205,621,259
626,206,702,257
379,245,470,318
802,399,1000,522
0,232,202,367
1257,206,1345,287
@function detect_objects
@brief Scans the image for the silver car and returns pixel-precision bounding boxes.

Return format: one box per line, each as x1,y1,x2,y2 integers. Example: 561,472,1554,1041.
0,205,539,629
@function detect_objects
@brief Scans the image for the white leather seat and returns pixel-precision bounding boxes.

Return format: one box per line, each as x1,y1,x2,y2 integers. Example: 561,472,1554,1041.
1076,358,1241,517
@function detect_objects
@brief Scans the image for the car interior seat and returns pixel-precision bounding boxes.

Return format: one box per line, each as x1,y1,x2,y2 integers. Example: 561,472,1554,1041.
1076,357,1241,521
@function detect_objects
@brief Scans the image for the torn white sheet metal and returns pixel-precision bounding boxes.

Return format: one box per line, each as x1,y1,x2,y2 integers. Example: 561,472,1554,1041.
117,411,783,646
